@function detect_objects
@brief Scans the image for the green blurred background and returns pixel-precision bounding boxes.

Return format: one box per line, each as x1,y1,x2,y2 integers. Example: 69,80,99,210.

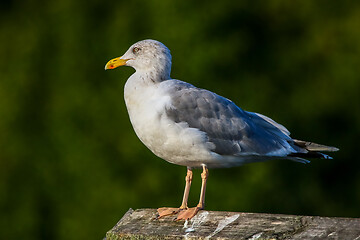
1,0,360,239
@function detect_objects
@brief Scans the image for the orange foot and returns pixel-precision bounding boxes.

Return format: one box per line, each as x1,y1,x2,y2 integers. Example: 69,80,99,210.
176,207,202,220
157,207,182,219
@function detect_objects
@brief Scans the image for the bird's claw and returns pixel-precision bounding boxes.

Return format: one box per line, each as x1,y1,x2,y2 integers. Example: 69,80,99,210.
176,207,202,221
156,207,181,219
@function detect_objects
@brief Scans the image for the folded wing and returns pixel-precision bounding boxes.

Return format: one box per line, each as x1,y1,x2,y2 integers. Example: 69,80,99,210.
164,80,297,158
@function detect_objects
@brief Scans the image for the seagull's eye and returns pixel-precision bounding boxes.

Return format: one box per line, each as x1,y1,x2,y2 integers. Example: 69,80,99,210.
132,47,141,54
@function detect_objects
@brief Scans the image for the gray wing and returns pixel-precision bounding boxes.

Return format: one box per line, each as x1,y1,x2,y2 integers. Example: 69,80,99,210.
164,80,295,157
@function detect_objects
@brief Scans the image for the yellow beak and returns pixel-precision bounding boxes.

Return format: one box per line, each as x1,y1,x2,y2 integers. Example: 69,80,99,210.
104,57,128,70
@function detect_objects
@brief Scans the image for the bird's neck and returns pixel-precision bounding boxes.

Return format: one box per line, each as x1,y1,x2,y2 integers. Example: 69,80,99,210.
124,63,172,103
124,70,168,97
135,68,171,84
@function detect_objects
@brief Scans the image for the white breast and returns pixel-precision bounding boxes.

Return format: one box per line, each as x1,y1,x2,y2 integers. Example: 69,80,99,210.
123,74,216,167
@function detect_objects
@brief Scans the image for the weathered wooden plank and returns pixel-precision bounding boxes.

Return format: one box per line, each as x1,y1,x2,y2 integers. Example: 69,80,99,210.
105,208,360,240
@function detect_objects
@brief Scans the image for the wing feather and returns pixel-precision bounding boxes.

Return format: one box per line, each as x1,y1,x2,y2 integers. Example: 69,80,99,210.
163,80,294,157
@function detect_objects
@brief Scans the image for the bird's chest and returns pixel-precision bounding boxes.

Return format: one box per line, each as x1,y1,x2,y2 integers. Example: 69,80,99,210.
123,80,213,165
124,81,173,153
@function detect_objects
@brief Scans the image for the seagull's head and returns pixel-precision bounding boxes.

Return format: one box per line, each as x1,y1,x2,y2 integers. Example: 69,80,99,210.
105,39,172,80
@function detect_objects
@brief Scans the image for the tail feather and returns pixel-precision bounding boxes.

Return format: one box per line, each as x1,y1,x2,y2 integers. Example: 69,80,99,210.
288,139,339,160
293,139,339,152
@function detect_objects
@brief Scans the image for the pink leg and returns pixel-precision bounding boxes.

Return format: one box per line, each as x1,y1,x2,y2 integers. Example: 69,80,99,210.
177,165,209,220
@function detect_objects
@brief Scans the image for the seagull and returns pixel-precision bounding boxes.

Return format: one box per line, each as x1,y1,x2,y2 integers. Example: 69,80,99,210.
105,39,338,220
